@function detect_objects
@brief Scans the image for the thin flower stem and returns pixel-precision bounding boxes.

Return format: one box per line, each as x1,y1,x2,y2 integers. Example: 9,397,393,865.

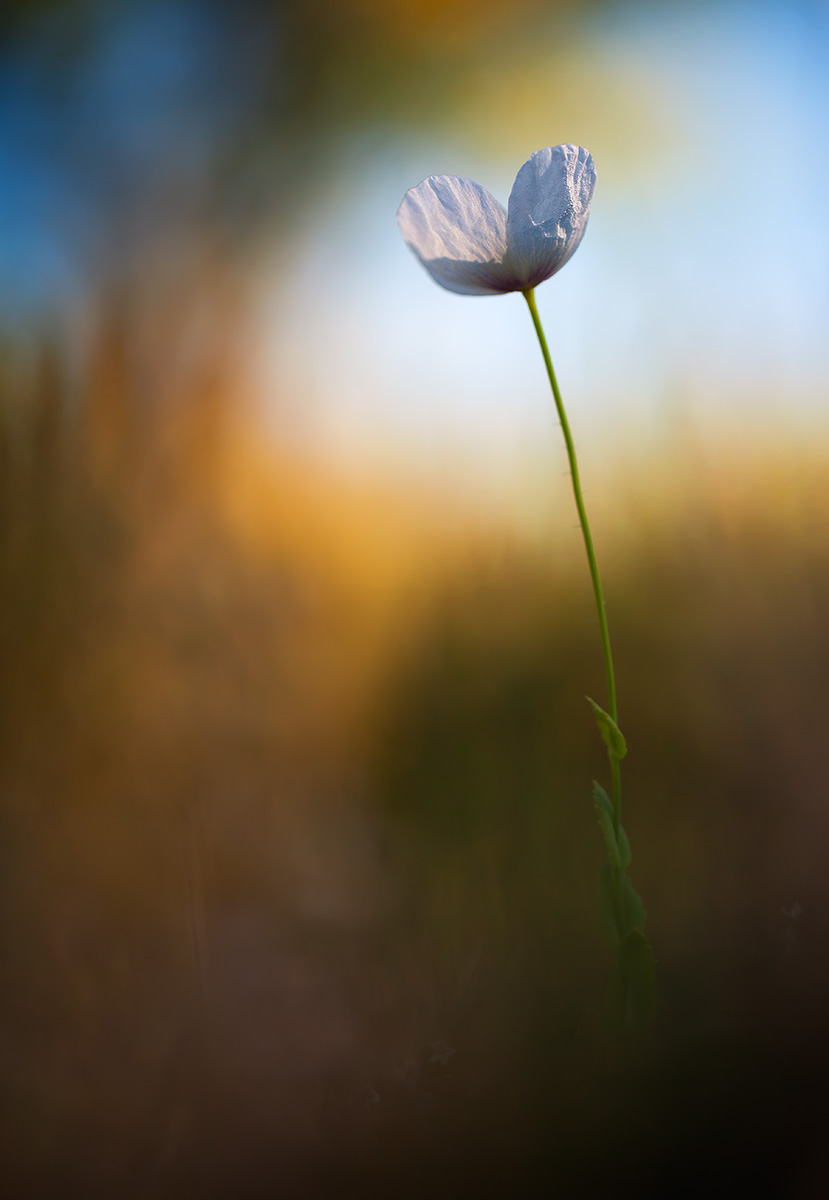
523,287,621,828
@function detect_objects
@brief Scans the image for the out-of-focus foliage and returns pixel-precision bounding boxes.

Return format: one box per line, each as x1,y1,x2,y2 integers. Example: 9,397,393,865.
4,308,829,1194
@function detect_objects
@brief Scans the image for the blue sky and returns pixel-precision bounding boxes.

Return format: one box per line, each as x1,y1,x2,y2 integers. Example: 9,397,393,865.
2,0,828,501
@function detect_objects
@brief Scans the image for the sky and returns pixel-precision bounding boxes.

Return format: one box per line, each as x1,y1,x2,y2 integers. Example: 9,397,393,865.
2,0,829,504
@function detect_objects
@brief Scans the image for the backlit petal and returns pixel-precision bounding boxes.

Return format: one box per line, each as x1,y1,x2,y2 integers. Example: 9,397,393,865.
504,145,596,289
397,175,512,296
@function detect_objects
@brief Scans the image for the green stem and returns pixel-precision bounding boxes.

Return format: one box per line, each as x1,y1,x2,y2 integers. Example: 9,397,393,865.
523,287,621,827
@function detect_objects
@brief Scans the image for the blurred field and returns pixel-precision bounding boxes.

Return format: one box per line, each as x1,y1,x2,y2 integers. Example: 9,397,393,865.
2,300,829,1197
4,0,829,1196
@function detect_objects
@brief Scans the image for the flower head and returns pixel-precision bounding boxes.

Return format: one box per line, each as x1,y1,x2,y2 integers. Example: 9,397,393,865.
397,144,596,296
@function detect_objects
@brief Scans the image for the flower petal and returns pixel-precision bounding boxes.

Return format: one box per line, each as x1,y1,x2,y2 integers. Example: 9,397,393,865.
504,145,596,289
397,175,512,296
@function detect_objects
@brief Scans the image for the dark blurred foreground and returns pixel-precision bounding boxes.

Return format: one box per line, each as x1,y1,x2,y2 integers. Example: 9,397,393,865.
2,311,829,1199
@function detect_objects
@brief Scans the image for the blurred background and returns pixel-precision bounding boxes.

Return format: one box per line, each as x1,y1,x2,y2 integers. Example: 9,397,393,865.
2,0,829,1195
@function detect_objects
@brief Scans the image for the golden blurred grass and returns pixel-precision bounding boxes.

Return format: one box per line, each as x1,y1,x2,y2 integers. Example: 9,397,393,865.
2,306,829,1195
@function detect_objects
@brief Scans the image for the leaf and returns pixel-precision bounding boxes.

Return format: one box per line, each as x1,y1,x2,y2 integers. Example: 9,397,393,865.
592,780,614,820
616,822,633,870
593,782,620,869
600,863,646,947
586,697,627,760
618,874,646,938
613,929,656,1034
592,781,633,870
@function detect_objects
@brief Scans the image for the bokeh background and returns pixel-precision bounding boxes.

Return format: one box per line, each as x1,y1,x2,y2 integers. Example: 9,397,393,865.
3,0,829,1195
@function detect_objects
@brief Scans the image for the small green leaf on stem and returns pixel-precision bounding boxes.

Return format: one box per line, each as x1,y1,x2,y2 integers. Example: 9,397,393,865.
599,863,646,946
593,781,633,869
592,780,614,820
586,697,627,760
618,874,646,937
616,823,632,869
593,782,620,868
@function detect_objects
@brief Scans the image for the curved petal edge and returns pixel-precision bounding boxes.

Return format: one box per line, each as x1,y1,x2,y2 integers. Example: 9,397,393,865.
504,145,596,288
397,174,512,296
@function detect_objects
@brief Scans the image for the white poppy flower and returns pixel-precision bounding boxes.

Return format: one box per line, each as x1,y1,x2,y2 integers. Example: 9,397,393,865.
397,144,596,296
